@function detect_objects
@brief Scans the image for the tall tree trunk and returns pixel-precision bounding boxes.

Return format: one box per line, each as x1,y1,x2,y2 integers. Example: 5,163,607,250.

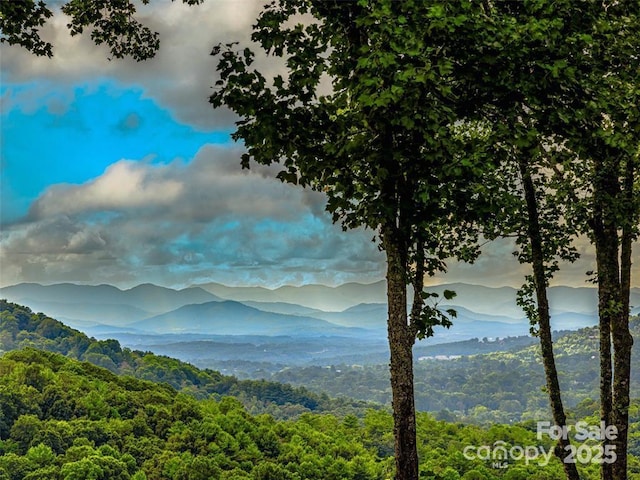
611,231,633,480
594,224,624,480
519,158,580,480
592,156,624,480
594,226,614,480
383,228,419,480
611,298,632,480
610,155,636,480
619,155,636,320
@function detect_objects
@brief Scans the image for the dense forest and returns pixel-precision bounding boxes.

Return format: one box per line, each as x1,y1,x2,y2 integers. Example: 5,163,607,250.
2,0,639,478
6,298,631,425
0,300,372,419
268,321,640,425
180,320,640,426
0,346,587,480
3,300,640,478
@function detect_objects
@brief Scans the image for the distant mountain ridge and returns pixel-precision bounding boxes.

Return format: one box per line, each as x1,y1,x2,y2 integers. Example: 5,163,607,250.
0,282,220,328
195,280,389,311
0,282,219,311
130,300,370,336
1,281,638,339
196,281,640,318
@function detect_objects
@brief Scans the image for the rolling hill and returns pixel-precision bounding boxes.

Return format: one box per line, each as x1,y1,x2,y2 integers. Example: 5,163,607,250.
2,281,637,343
129,300,369,336
0,299,373,417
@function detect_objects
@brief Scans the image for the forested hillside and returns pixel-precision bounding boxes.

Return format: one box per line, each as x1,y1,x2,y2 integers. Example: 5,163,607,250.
270,318,640,424
0,348,391,479
1,347,614,480
4,300,640,478
0,300,371,419
5,298,640,426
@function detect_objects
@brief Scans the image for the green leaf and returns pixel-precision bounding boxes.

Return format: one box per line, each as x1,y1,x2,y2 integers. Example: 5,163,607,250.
443,289,457,301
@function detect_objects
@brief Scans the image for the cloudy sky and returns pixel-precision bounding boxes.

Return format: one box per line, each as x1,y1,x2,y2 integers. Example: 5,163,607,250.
0,0,636,290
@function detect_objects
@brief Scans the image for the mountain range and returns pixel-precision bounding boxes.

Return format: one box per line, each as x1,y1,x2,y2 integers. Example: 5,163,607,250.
129,300,370,336
1,281,638,342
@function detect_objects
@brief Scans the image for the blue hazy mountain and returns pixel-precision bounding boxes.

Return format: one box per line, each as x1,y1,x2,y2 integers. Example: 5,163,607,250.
238,300,325,317
196,281,638,320
195,281,388,311
311,303,525,329
129,300,370,336
0,282,220,326
2,282,637,338
259,300,600,334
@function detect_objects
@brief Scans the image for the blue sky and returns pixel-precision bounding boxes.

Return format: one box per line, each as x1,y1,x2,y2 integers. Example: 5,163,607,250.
0,0,632,290
0,0,390,288
2,81,230,222
0,75,383,287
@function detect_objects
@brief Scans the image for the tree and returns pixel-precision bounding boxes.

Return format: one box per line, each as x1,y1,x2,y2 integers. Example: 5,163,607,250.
574,11,640,477
210,2,497,477
474,3,640,478
513,153,579,480
468,9,585,474
523,6,638,479
1,1,499,477
0,0,204,61
482,137,581,480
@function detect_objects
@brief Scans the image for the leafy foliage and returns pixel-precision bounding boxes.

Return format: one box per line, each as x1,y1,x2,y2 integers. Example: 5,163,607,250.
0,300,373,419
0,0,204,61
210,4,506,475
0,346,600,480
270,319,640,425
0,0,53,57
0,348,389,479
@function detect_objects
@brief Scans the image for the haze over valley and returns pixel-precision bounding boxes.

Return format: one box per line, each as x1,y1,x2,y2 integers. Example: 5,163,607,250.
3,281,637,378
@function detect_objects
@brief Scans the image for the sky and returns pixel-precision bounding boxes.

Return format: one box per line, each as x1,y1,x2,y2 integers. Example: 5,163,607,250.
0,0,637,290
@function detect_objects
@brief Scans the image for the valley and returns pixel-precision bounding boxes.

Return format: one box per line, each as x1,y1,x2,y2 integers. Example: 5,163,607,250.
3,280,640,426
2,280,637,379
2,293,640,479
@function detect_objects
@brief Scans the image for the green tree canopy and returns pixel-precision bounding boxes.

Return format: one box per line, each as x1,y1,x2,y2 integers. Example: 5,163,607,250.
210,1,501,477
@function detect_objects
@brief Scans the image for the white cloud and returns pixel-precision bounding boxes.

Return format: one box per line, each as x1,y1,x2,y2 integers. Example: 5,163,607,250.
2,1,638,291
28,160,184,218
2,146,637,288
0,0,267,129
1,144,386,288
